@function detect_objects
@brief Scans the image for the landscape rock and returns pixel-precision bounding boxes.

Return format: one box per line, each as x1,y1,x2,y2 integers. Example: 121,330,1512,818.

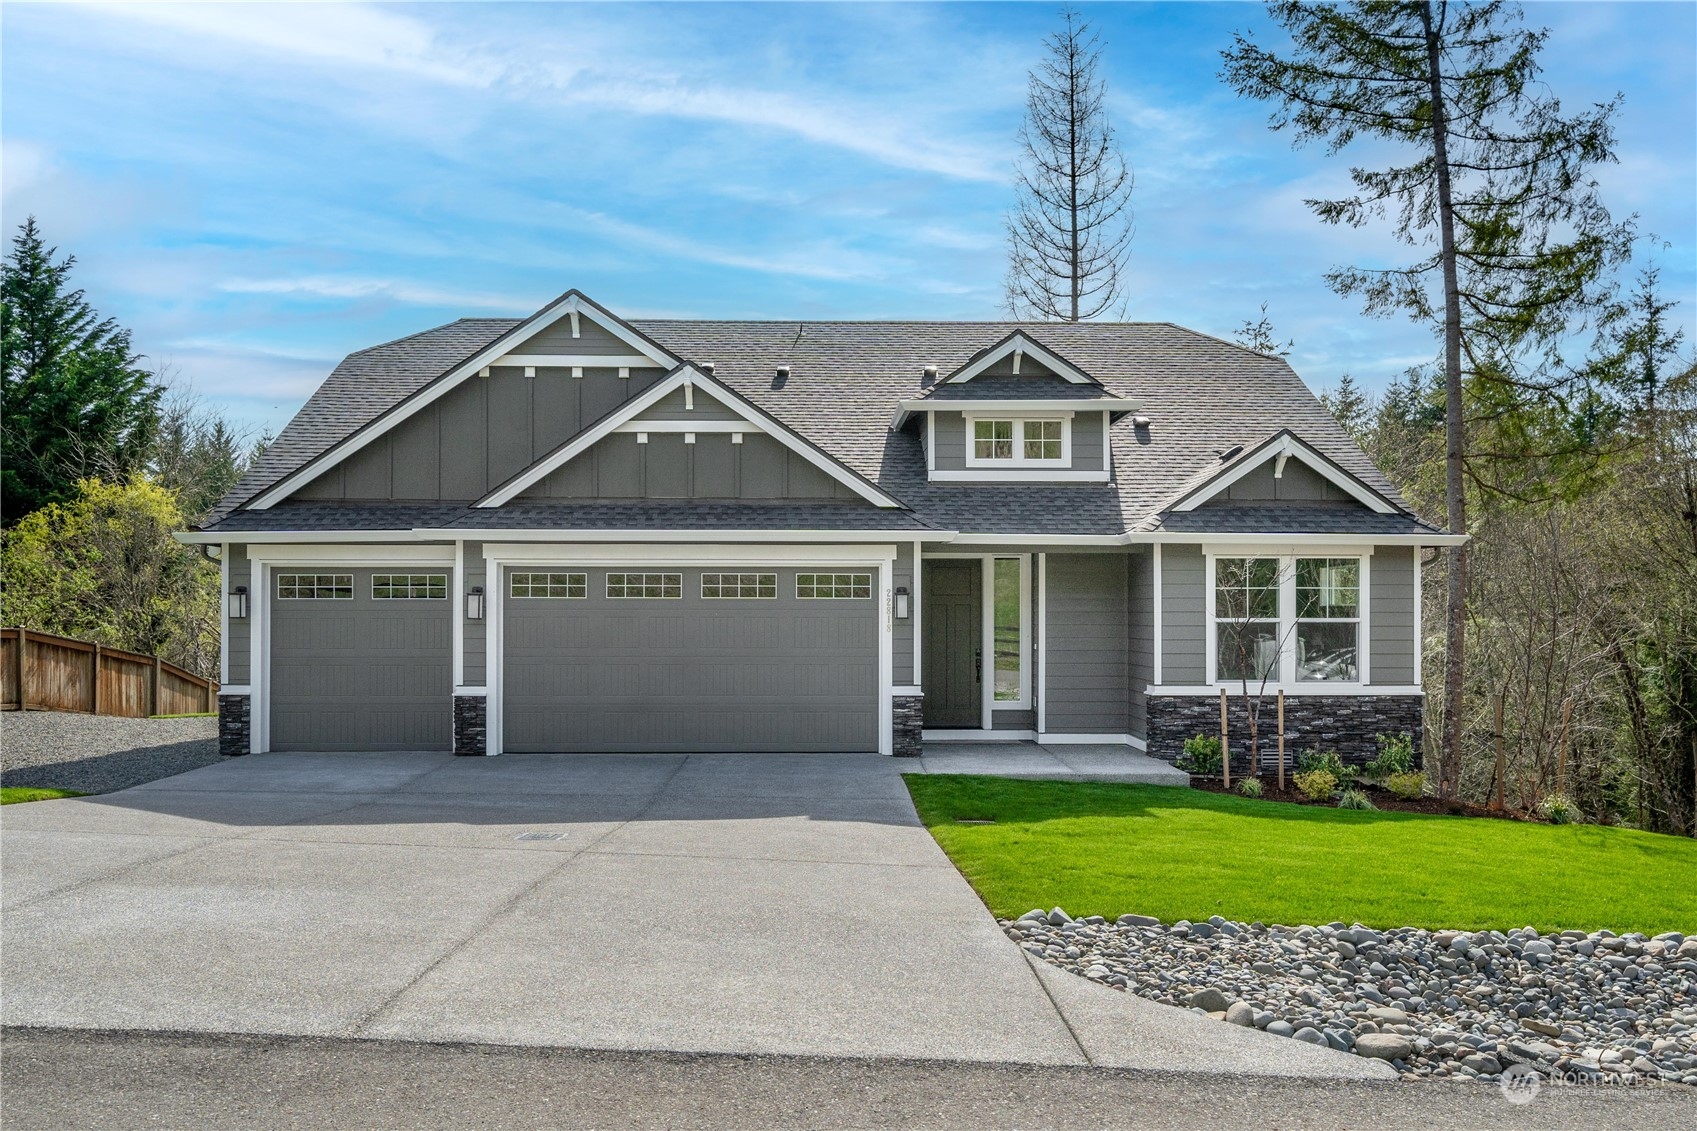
1187,988,1231,1013
1356,1034,1414,1060
1224,1001,1256,1027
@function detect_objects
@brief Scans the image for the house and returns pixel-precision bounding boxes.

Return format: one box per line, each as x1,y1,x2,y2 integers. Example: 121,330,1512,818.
182,290,1460,761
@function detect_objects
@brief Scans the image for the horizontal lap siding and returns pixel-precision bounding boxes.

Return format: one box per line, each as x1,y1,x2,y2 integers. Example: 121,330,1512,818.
1128,550,1152,738
229,546,251,685
1045,553,1130,733
1371,545,1417,685
1161,544,1205,684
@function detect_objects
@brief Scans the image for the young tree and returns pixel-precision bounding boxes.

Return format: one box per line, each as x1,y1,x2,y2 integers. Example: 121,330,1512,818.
1,218,161,524
1222,2,1635,800
1005,7,1135,321
1233,301,1293,357
1319,374,1371,443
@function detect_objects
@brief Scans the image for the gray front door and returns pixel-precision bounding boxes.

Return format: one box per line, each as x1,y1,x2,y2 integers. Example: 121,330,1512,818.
922,560,981,728
269,567,452,751
503,566,878,752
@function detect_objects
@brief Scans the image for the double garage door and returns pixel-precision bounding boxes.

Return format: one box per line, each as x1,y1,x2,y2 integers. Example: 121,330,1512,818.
502,565,879,753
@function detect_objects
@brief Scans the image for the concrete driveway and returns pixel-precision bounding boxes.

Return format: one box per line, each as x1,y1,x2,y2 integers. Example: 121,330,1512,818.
2,752,1388,1078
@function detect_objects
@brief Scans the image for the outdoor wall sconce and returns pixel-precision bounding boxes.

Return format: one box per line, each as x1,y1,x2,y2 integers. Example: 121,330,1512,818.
466,586,485,621
894,586,910,620
228,586,249,620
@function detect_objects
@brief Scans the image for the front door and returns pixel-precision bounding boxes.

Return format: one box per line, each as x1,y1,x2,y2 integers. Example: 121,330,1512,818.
922,560,982,728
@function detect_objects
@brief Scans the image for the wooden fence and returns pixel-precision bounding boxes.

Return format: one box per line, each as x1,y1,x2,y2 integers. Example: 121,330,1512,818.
1,628,217,717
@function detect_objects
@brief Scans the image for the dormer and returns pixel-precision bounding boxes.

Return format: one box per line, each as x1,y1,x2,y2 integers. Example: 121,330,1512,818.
892,331,1136,483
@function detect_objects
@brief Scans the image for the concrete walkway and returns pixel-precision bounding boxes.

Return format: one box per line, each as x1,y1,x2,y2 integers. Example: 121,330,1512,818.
916,741,1191,785
1,751,1381,1079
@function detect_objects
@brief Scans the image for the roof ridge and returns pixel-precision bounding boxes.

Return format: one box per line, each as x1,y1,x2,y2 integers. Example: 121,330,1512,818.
345,319,498,359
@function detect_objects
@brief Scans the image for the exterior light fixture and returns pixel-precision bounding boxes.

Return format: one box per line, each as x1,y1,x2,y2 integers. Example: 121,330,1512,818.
894,586,910,620
466,586,486,621
228,586,249,620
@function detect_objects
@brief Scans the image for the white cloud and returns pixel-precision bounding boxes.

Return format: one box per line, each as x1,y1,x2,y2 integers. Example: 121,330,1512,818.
220,276,537,312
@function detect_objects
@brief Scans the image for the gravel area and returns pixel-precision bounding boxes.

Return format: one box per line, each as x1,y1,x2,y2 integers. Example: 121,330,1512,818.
1007,909,1697,1088
1,711,220,794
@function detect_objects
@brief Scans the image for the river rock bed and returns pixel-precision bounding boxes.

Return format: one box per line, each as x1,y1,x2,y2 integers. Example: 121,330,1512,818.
1004,909,1697,1086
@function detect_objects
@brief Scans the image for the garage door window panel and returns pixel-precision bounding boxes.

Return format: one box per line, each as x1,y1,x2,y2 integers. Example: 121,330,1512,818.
796,572,872,599
372,574,447,599
607,573,683,599
277,574,352,599
510,572,587,598
701,572,778,599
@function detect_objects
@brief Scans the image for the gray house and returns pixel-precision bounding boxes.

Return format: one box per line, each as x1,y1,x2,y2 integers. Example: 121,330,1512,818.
183,290,1459,761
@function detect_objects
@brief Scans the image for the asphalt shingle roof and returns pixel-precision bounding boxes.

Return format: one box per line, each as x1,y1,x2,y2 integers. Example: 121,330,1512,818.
208,315,1433,538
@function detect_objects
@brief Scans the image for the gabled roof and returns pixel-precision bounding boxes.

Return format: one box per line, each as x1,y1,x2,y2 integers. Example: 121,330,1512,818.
243,290,677,511
1159,429,1399,515
943,330,1098,384
477,364,905,509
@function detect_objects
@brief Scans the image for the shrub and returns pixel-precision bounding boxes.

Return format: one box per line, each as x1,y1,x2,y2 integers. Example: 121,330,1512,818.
1366,732,1415,778
1384,772,1427,801
1295,748,1347,781
1336,787,1377,811
1236,778,1264,798
1293,769,1338,801
1540,794,1581,825
1177,734,1223,775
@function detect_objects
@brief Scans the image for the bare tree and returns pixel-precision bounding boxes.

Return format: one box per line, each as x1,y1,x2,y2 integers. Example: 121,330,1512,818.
1005,8,1134,322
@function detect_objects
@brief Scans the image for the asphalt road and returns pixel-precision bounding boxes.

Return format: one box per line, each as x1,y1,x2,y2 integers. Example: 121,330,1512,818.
5,1028,1695,1131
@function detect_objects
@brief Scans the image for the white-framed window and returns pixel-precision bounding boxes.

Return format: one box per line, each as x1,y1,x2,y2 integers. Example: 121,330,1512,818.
701,572,777,599
992,556,1031,706
607,572,682,599
966,416,1069,466
277,574,352,600
1209,554,1365,685
796,572,872,599
510,572,587,599
373,574,447,599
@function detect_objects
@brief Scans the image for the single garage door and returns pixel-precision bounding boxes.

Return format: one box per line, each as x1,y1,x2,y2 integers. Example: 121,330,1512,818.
503,566,878,752
269,568,452,751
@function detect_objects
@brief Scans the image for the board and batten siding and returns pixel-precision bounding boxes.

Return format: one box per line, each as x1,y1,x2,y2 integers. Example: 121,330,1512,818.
1127,548,1153,737
1044,553,1130,733
227,544,251,685
1159,543,1207,684
893,541,915,685
928,410,1105,473
463,541,486,686
518,431,860,501
1369,544,1417,685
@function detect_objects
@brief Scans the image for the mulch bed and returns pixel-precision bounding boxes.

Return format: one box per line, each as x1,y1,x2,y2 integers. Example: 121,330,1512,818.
1187,775,1536,820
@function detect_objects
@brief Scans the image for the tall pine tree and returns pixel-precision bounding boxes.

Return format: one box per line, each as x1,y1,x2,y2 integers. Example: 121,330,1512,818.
1,218,160,523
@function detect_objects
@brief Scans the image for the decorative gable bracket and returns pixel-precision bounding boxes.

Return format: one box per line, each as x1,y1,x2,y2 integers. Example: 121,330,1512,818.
944,331,1098,385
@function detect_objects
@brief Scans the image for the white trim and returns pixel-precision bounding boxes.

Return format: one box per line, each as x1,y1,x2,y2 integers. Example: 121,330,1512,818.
613,420,761,434
911,538,923,688
452,540,465,688
477,365,902,509
1036,552,1047,734
452,685,488,697
1102,411,1112,472
219,542,230,686
178,529,1465,548
246,544,455,564
1359,553,1373,686
929,470,1110,484
219,685,252,696
893,684,924,696
482,544,897,757
177,531,436,545
945,332,1096,384
492,354,660,369
1204,550,1370,691
980,557,994,730
924,729,1035,742
1038,732,1148,750
948,532,1122,546
433,529,937,544
894,397,1129,430
925,410,936,472
1171,432,1396,515
1151,542,1163,687
1413,551,1424,685
1147,684,1424,697
248,291,677,510
1143,532,1464,547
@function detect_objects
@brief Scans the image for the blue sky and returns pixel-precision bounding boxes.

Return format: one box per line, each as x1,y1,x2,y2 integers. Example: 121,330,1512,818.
3,1,1692,437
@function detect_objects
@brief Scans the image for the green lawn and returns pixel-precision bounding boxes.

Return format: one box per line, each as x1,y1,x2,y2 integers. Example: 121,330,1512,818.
904,775,1697,935
1,786,86,805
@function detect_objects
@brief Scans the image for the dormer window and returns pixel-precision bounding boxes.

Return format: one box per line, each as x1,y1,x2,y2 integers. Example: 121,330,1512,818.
968,416,1069,467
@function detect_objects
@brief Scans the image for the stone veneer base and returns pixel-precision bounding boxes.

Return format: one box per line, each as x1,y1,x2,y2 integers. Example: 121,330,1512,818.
453,694,488,756
217,694,250,756
1147,693,1423,772
892,694,925,757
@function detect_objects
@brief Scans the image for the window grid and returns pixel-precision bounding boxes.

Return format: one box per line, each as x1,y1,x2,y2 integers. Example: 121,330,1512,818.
1210,556,1364,685
607,572,683,599
1295,558,1360,683
1023,419,1063,461
276,574,353,600
701,572,778,599
510,572,587,599
372,574,447,599
796,572,873,599
969,418,1066,464
1213,557,1281,683
973,419,1014,460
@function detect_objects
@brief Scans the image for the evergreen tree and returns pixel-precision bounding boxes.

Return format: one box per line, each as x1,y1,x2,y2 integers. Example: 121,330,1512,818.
1005,8,1135,321
1233,301,1293,357
1223,1,1635,800
1,218,160,524
1320,374,1370,442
